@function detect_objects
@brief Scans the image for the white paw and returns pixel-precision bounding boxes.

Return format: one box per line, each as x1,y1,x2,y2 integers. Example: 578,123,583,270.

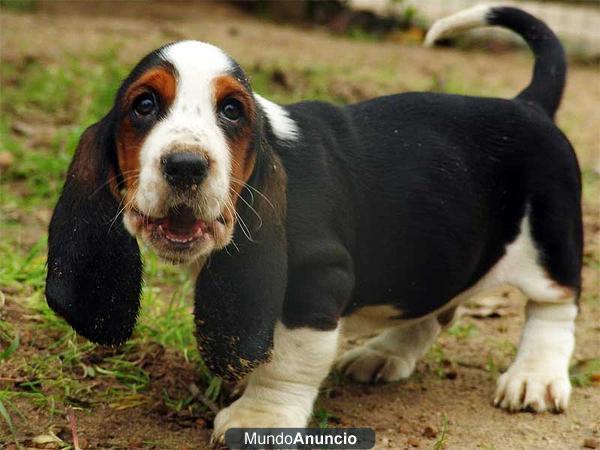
494,364,571,413
335,346,416,383
211,398,309,447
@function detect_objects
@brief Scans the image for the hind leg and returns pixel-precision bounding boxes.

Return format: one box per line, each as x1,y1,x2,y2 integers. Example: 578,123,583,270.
494,301,576,412
494,214,581,412
336,311,454,383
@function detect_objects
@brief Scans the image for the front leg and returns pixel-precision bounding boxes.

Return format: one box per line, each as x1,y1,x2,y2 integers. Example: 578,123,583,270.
211,321,340,445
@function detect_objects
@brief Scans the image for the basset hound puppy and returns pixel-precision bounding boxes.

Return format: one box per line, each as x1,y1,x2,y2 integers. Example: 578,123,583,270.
46,5,582,443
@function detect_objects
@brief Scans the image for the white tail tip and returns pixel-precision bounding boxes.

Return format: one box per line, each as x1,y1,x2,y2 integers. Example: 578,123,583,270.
424,4,494,47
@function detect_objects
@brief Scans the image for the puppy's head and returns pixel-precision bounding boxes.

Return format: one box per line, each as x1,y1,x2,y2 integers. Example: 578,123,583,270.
46,41,265,345
117,41,258,263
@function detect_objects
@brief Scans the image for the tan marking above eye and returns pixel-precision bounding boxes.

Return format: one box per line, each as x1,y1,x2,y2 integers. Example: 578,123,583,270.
213,75,255,121
116,66,177,193
213,75,257,209
124,66,177,109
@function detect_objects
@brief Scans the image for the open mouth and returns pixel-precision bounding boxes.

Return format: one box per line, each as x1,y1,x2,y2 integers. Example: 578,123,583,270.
133,205,222,248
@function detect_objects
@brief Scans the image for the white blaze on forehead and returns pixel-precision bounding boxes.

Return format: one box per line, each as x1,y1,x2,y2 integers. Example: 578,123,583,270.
136,41,235,217
163,40,234,91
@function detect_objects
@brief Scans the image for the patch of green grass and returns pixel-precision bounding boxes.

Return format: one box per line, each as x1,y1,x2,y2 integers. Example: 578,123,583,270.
161,388,196,413
582,292,600,306
447,322,478,340
0,0,37,12
139,257,196,352
346,27,382,43
0,393,21,447
0,319,20,362
570,358,600,387
478,341,515,381
0,49,127,216
427,68,502,97
582,253,600,272
0,236,210,438
1,49,125,121
312,405,339,429
249,64,342,104
432,414,449,450
426,343,450,379
495,339,517,357
485,352,502,380
582,169,600,207
0,236,47,292
0,273,213,439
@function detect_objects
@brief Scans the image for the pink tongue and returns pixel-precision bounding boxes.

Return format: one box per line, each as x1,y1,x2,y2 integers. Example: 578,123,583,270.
162,206,204,236
164,218,204,237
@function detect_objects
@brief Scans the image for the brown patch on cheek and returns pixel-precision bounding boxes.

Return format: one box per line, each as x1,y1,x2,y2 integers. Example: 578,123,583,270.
213,75,257,218
116,67,176,196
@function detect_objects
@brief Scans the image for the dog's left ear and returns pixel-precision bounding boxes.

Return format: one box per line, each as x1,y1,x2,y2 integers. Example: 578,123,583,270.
194,142,288,381
46,114,143,346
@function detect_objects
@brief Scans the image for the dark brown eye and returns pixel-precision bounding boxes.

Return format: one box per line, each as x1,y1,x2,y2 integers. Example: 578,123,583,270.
221,98,243,122
133,92,157,116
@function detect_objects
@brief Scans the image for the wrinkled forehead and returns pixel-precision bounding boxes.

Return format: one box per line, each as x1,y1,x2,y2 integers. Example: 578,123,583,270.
119,40,248,102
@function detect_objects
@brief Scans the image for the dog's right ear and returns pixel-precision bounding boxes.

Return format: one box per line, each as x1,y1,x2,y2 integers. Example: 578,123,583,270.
45,114,143,346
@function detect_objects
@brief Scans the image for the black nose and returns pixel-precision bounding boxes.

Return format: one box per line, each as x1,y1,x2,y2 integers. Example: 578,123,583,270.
162,152,208,188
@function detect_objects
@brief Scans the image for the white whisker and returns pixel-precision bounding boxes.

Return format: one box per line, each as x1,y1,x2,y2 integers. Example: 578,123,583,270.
229,186,263,231
230,176,275,211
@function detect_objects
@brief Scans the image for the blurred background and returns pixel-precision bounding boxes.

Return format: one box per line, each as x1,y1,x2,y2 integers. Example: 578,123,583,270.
0,1,598,449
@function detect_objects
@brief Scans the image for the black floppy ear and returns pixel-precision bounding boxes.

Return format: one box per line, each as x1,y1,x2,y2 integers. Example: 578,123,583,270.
194,145,287,381
45,115,142,346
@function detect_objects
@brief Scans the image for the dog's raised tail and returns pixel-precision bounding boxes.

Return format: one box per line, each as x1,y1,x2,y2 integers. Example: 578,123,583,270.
425,4,566,119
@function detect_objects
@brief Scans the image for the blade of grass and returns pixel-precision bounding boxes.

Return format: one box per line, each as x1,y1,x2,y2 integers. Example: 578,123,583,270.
0,332,20,362
0,397,18,447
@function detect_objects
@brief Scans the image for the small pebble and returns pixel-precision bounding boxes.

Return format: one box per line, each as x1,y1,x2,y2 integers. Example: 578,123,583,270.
0,151,14,170
195,418,207,428
444,369,458,380
423,426,438,438
408,437,420,447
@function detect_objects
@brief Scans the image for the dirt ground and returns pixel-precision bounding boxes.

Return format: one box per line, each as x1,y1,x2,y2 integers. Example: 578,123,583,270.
1,1,599,449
